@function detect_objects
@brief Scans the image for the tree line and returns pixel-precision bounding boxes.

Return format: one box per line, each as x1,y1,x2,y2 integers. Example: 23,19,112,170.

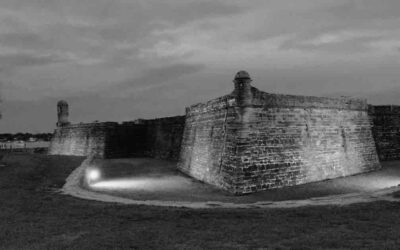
0,133,53,142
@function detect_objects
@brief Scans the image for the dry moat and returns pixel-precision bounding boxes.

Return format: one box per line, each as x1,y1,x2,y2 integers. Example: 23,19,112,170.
49,71,400,197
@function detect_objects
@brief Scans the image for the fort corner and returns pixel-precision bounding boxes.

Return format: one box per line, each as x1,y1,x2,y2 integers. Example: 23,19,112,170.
178,71,381,194
49,71,400,195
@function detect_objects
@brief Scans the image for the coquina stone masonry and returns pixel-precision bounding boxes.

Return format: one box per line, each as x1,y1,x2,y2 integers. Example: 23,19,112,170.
369,105,400,161
49,116,185,160
178,71,381,194
49,122,113,158
49,71,398,194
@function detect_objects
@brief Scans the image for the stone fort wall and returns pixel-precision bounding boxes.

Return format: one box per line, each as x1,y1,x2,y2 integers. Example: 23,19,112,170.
48,116,185,160
49,122,112,158
49,71,400,194
369,105,400,161
178,72,381,194
178,94,239,190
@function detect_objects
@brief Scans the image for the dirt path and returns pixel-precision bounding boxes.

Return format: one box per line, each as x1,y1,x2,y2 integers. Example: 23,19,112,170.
61,158,400,209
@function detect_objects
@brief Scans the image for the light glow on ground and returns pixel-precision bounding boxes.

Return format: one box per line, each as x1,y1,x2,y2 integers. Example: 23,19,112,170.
86,168,101,183
90,177,188,191
78,158,400,205
88,173,400,193
359,177,400,191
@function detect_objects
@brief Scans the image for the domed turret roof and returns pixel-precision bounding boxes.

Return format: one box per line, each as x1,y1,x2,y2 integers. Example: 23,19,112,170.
234,70,251,80
57,100,68,106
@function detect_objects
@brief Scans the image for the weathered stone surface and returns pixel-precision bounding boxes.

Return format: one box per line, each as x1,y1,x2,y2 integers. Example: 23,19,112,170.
49,71,391,195
369,105,400,161
49,122,116,158
48,116,185,160
178,72,381,194
178,94,239,190
56,100,70,127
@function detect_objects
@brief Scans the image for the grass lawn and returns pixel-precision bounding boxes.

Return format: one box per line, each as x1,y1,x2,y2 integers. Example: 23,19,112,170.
1,153,400,249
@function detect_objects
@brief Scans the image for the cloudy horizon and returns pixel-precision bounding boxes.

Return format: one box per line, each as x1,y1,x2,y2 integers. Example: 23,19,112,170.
1,0,400,133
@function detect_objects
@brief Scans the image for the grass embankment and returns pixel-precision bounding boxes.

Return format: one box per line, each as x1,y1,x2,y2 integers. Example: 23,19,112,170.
1,153,400,249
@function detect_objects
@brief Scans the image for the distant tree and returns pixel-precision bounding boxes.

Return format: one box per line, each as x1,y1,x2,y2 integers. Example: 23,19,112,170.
0,132,53,141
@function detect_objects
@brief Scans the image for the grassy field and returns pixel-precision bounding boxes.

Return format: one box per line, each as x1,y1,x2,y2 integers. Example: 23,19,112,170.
1,153,400,249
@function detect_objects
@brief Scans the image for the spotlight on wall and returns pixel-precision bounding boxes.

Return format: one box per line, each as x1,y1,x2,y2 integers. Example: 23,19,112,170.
86,168,101,185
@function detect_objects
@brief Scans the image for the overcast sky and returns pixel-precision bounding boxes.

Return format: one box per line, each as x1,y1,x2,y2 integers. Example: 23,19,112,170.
1,0,400,133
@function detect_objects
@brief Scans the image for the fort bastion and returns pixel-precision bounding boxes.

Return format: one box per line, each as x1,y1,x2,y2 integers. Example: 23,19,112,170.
49,71,400,194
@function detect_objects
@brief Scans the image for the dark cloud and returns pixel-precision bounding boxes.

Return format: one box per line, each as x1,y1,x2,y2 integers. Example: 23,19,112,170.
324,0,400,22
0,32,47,50
115,63,206,90
247,0,400,44
280,34,382,53
0,53,67,70
146,1,244,24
